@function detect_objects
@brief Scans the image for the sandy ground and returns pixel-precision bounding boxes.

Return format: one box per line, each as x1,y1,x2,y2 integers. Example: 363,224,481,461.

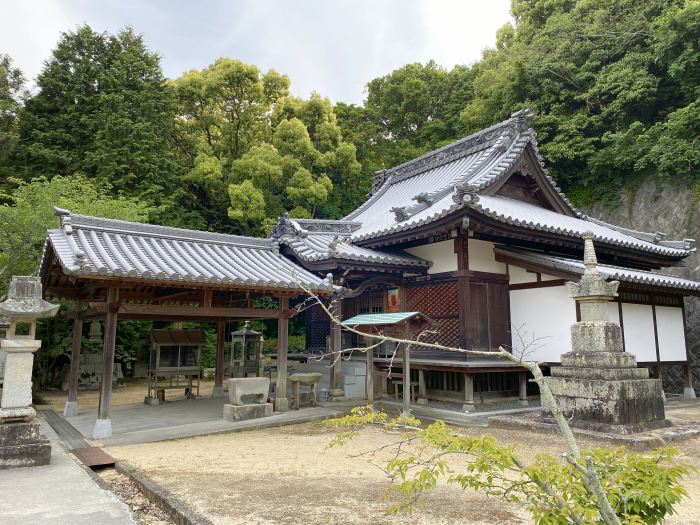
37,378,221,412
103,403,700,525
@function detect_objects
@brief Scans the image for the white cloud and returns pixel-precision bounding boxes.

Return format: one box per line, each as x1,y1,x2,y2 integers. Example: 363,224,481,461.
0,0,512,103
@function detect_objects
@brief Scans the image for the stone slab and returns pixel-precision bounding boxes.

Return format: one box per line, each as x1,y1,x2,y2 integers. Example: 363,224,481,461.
551,366,649,380
222,403,273,422
560,351,639,369
0,440,51,469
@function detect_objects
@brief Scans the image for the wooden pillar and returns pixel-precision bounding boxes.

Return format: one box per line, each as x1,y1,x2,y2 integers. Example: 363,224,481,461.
518,371,529,406
365,338,374,405
402,342,411,415
684,363,697,399
93,287,119,439
462,373,475,412
455,234,470,351
63,307,83,417
329,299,344,400
275,296,289,412
417,368,427,405
212,318,226,398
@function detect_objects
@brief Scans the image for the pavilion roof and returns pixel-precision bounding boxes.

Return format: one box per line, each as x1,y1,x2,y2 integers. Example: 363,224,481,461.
39,209,335,293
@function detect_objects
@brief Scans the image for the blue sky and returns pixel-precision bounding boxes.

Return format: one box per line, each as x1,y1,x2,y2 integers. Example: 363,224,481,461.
3,0,512,104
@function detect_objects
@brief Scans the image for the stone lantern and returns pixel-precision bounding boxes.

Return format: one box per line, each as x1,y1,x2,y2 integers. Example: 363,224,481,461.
0,276,59,468
546,234,668,432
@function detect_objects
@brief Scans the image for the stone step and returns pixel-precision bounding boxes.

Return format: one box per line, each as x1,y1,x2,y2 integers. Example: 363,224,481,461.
560,352,638,369
550,366,649,381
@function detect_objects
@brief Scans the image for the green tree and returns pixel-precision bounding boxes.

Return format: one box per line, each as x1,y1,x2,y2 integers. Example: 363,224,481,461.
0,54,27,189
15,25,181,206
0,175,152,294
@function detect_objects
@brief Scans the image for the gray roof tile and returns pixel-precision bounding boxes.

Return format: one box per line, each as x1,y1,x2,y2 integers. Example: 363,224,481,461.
42,210,334,292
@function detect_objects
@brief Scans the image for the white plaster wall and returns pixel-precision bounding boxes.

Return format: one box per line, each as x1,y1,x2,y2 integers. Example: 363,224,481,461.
541,273,561,281
508,265,537,284
621,303,657,363
405,239,458,275
509,285,576,363
655,306,687,361
469,239,507,274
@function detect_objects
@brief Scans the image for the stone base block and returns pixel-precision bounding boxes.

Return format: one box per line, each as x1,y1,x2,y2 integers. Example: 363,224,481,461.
93,418,112,439
144,396,159,406
211,386,226,398
570,322,623,354
547,376,666,428
0,422,51,469
416,397,428,406
684,387,697,399
0,407,36,423
519,399,529,407
223,403,273,422
63,401,78,417
275,397,289,412
462,403,475,413
551,365,649,381
561,351,638,369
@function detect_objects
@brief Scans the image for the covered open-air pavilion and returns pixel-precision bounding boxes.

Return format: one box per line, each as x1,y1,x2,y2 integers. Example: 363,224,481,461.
39,208,341,439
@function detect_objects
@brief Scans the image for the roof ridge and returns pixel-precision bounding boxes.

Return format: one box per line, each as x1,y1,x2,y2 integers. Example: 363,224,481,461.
54,208,272,249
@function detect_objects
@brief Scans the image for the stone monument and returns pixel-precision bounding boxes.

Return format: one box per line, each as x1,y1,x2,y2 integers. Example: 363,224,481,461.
546,233,669,433
222,377,273,421
0,276,59,468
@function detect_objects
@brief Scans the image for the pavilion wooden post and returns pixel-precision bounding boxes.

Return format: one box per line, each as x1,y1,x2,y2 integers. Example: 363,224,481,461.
94,287,119,439
462,373,475,412
518,371,529,406
275,296,290,412
212,318,226,398
417,368,427,405
329,299,344,400
402,338,411,416
63,301,84,417
365,338,374,405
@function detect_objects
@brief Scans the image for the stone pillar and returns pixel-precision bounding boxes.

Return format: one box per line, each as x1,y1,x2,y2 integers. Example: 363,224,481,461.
417,369,428,405
547,233,668,432
402,343,411,416
0,276,59,469
462,373,475,412
684,364,697,399
275,296,289,412
518,371,529,406
64,314,83,417
94,287,119,439
329,298,344,401
212,319,226,398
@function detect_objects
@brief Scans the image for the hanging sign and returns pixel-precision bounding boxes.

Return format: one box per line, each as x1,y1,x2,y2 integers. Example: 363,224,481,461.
387,288,400,313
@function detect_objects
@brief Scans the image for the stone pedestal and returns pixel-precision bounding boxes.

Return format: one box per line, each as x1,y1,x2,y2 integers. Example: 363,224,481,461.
545,234,668,433
223,403,273,421
0,422,51,469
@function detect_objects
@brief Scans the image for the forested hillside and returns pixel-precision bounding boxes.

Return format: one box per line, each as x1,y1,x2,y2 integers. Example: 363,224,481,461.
1,0,698,290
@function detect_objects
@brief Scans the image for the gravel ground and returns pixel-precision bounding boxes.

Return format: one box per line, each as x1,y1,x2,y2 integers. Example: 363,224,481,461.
36,378,221,412
97,468,174,525
103,405,700,525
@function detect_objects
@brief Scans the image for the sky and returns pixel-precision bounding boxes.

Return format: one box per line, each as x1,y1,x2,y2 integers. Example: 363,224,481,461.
2,0,513,104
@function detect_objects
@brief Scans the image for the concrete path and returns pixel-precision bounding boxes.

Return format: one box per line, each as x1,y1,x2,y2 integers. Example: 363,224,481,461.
67,396,360,446
0,416,135,525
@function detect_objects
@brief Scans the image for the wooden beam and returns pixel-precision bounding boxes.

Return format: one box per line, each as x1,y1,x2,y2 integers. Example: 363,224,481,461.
87,302,287,319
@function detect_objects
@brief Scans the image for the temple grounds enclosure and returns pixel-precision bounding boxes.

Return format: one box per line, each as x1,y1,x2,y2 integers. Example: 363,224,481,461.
99,403,700,525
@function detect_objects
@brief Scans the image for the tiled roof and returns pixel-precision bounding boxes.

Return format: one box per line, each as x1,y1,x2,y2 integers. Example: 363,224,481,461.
41,209,335,292
470,195,691,257
496,247,700,293
344,111,693,259
270,214,429,269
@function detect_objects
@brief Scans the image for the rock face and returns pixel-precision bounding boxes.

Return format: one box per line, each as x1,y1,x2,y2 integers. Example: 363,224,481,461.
585,179,700,394
546,234,669,433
